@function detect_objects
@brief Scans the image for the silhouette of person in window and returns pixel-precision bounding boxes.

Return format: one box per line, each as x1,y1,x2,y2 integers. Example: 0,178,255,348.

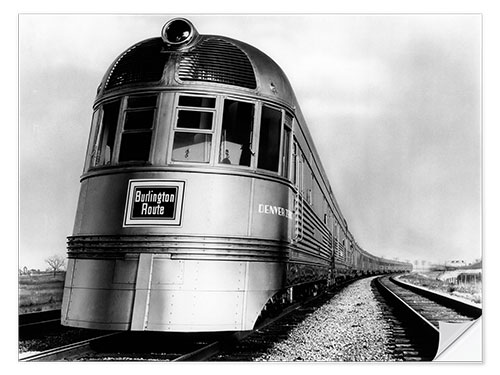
221,149,231,164
239,142,254,166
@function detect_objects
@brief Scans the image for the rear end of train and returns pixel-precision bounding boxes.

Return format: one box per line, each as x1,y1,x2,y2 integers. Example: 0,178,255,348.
61,18,298,332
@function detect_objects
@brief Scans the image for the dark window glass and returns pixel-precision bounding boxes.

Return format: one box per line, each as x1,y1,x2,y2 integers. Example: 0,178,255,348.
119,132,152,162
85,110,100,171
127,95,157,109
123,110,155,130
219,100,254,166
92,100,120,166
282,126,291,178
291,142,298,185
257,106,282,172
118,94,157,163
179,96,216,108
172,132,212,163
177,110,213,130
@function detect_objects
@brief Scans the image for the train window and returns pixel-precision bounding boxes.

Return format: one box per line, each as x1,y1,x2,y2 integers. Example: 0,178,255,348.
306,189,313,205
127,95,158,109
303,163,313,204
257,106,282,172
179,96,216,108
281,114,292,178
312,178,323,215
91,100,120,167
84,109,101,170
123,110,155,130
118,95,157,162
172,132,212,162
177,110,214,130
293,143,307,195
171,95,216,163
219,100,255,166
119,132,152,161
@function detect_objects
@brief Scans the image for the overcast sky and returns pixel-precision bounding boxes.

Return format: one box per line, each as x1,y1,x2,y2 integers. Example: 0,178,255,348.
19,14,481,269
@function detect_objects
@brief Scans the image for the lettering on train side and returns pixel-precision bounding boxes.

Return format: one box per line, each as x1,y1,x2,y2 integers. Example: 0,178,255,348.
257,204,293,220
134,188,176,217
123,180,185,227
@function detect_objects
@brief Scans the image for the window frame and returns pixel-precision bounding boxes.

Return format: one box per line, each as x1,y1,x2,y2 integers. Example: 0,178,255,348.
292,139,304,192
86,94,159,170
281,113,293,179
168,93,218,165
87,98,124,169
85,108,102,171
115,94,158,164
86,91,298,177
255,103,285,175
217,96,257,169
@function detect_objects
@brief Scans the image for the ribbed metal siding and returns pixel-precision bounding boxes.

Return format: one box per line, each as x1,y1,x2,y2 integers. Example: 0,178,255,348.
178,38,257,89
67,235,288,262
104,38,169,91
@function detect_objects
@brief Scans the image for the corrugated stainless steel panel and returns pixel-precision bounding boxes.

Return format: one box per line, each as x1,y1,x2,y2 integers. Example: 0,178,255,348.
178,37,256,89
67,234,289,262
104,38,170,91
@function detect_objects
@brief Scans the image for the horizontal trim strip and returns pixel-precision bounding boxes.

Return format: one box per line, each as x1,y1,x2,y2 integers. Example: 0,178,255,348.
67,235,289,262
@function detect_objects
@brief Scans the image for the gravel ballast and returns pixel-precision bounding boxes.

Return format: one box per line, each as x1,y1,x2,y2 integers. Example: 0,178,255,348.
255,276,399,361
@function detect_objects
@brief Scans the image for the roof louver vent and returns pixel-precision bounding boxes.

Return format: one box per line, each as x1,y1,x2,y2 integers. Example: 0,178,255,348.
178,38,257,89
105,38,169,91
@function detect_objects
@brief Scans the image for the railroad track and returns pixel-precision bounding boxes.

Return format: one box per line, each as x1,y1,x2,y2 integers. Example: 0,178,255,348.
19,300,318,361
210,292,337,360
20,332,123,361
19,280,354,362
374,275,482,360
19,310,62,334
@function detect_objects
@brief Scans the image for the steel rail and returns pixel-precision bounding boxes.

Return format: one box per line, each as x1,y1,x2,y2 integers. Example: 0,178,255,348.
374,274,482,360
20,277,366,362
180,276,373,361
174,277,363,361
172,300,308,361
375,276,439,342
391,276,482,319
19,310,62,327
19,302,308,362
19,332,123,362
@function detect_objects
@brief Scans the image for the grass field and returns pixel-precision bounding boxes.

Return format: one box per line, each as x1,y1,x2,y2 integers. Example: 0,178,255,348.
400,271,482,304
18,272,65,314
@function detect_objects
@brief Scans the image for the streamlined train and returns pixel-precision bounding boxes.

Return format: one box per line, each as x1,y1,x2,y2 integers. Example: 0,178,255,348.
61,18,412,332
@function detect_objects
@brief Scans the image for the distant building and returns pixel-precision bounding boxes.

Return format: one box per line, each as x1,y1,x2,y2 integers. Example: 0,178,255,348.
412,260,432,272
444,259,467,269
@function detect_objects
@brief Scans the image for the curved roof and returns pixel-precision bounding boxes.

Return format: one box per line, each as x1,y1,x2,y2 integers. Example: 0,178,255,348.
96,33,299,110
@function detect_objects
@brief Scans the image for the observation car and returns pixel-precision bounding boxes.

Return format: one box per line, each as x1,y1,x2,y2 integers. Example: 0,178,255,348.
61,18,412,332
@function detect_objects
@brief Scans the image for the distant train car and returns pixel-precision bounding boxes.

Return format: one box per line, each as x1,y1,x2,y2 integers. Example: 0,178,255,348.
61,18,411,333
